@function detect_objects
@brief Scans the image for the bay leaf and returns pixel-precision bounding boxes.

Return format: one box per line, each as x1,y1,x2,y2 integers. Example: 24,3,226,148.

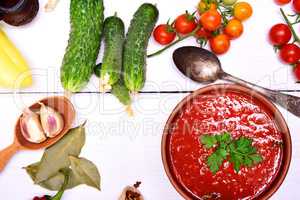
25,162,81,191
40,169,81,191
69,156,101,190
24,162,40,181
34,124,86,183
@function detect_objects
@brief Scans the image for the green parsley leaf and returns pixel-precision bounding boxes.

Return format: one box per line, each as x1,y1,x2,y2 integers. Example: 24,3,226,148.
229,137,263,172
217,148,228,159
244,157,253,167
200,135,218,148
250,154,263,164
207,149,225,174
200,132,263,174
207,152,222,174
206,147,228,174
235,137,253,154
215,132,231,144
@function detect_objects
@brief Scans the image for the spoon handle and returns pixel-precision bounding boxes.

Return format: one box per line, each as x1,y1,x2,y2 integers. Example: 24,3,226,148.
222,72,300,118
0,142,20,172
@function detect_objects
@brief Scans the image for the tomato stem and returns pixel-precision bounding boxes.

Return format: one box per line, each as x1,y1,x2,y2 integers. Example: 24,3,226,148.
218,7,229,25
280,8,300,44
147,26,201,58
291,15,300,25
216,1,233,26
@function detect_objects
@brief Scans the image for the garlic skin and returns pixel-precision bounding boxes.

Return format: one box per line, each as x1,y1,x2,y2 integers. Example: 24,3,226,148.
45,0,60,12
39,102,64,138
119,182,144,200
20,108,47,144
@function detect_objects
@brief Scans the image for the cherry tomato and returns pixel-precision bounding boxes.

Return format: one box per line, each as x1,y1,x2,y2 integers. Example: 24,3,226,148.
294,63,300,81
269,24,292,45
279,44,300,64
153,24,176,45
195,26,212,39
174,13,197,34
209,34,231,54
234,2,253,21
293,0,300,13
200,10,222,31
224,19,244,39
198,1,217,14
274,0,291,5
223,0,238,5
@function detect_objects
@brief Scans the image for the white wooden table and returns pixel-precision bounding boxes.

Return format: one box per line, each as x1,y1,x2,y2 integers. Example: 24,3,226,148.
0,0,299,199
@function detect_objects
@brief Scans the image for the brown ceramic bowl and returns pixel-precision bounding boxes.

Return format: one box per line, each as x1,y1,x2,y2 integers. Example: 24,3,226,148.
161,84,291,200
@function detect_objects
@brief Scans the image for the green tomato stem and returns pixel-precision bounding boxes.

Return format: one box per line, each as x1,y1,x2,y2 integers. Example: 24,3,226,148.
147,26,200,58
218,7,229,25
280,8,300,44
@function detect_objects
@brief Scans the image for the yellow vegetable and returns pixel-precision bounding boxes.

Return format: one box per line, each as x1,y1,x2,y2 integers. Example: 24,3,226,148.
0,28,32,88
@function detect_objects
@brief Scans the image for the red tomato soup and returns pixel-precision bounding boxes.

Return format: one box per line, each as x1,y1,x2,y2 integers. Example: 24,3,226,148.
168,91,283,200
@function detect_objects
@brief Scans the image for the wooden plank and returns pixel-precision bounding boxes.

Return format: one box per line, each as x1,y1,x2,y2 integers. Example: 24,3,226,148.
0,0,298,93
0,93,299,199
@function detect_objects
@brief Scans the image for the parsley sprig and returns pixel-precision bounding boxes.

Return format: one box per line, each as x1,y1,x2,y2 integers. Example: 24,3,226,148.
200,132,263,174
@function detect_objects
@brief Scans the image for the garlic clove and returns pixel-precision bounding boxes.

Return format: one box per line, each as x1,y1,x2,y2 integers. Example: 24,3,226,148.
20,108,47,144
39,102,64,138
45,0,60,12
119,182,144,200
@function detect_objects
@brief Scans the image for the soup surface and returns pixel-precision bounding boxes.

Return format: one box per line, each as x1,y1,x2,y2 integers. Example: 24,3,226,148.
168,91,283,200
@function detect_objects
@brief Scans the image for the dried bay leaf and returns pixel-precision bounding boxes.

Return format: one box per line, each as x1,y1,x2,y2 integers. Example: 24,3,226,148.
40,169,81,191
25,162,81,191
24,162,40,181
69,156,101,190
35,124,86,183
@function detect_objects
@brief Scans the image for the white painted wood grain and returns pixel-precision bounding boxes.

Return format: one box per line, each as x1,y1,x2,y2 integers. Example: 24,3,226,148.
0,93,299,199
0,0,299,93
0,0,299,199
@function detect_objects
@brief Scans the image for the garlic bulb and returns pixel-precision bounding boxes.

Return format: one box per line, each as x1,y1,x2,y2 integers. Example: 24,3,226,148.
39,102,64,138
119,182,144,200
20,108,46,144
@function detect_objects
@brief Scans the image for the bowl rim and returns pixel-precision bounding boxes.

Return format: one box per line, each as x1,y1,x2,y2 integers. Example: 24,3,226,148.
161,83,292,200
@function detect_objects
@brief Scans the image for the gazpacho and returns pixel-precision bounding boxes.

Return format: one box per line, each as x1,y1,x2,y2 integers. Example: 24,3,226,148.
167,90,283,200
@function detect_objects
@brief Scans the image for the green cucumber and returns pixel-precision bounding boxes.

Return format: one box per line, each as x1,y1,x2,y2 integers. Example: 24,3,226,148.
123,3,159,92
112,78,133,116
100,14,125,92
111,78,131,106
60,0,104,92
93,63,131,107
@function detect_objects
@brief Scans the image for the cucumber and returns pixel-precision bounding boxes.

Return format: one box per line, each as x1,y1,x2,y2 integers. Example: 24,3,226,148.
100,14,125,92
93,62,131,106
111,78,131,106
123,3,159,92
60,0,104,92
112,78,133,116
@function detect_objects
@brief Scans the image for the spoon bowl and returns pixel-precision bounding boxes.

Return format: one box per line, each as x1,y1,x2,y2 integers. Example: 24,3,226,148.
0,96,75,171
173,46,222,83
173,46,300,118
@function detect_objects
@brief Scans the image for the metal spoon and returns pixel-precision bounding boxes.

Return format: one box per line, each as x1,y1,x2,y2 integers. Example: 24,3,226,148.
173,46,300,117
